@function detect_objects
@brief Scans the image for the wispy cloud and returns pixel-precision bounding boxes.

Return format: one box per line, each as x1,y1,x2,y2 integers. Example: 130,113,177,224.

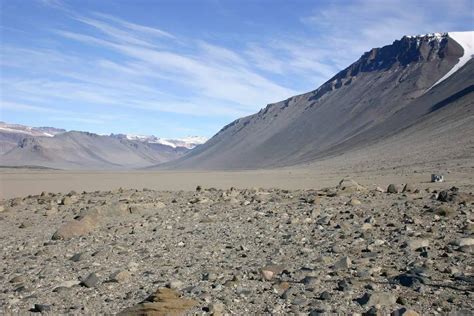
300,0,473,66
3,11,299,120
3,0,472,137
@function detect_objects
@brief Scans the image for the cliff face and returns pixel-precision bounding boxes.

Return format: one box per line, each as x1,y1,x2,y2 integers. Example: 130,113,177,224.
158,32,472,170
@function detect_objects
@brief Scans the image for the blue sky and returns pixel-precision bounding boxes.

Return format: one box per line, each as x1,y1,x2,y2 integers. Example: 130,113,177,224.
1,0,472,138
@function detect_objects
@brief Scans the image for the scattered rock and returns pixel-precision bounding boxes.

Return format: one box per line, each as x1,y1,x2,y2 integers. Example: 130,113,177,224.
52,212,99,240
387,184,402,194
392,308,420,316
10,275,26,283
209,302,225,316
110,270,131,283
337,178,366,192
261,264,285,281
118,288,197,316
406,239,429,251
348,198,362,206
357,292,397,307
60,196,73,206
332,256,351,270
431,205,456,217
452,238,474,247
81,273,100,288
402,183,416,193
32,304,52,313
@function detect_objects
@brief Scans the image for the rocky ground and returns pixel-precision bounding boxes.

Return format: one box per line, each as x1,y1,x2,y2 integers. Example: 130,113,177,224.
0,179,473,315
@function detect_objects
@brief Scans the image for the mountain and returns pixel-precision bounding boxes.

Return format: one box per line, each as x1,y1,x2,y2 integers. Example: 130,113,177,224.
158,31,474,170
0,123,206,169
0,122,66,154
110,134,207,149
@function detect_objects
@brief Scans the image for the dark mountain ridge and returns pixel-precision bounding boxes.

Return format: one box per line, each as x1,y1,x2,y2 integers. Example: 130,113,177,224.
158,32,473,169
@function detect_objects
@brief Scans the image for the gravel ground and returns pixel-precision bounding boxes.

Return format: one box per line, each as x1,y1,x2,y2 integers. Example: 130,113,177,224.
0,179,473,315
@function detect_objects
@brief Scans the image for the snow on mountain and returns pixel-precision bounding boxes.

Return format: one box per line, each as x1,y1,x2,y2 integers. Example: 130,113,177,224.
0,122,66,137
123,134,207,149
431,31,474,88
0,122,207,150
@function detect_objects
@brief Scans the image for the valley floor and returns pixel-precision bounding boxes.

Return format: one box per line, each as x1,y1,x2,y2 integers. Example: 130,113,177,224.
0,179,473,314
1,156,473,199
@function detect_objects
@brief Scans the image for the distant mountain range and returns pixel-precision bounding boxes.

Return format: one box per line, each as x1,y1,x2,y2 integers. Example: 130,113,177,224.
0,122,207,169
159,31,474,169
1,31,473,170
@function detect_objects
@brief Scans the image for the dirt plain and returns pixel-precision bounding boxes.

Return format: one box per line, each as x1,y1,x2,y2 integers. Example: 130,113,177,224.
0,156,473,315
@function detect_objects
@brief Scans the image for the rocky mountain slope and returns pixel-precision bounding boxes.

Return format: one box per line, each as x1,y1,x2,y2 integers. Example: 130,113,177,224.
0,122,66,155
0,131,189,169
161,32,474,170
0,123,207,169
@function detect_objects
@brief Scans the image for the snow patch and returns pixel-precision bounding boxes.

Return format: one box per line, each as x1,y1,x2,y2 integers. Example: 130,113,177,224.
430,31,474,89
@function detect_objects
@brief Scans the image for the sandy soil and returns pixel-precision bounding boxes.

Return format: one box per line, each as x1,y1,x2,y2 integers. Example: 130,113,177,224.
1,158,474,200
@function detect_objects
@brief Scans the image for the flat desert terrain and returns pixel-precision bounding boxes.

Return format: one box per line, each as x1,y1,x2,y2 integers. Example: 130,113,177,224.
1,167,473,315
2,156,474,199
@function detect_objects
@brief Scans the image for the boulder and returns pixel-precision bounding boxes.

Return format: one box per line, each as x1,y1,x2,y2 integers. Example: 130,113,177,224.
52,212,100,240
387,184,402,194
336,178,366,192
357,292,397,307
118,288,197,316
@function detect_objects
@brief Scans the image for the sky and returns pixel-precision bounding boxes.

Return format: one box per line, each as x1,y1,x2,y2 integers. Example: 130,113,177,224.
1,0,472,138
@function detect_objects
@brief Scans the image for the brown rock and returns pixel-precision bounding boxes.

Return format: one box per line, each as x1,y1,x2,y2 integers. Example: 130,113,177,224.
261,264,285,281
348,198,362,206
336,178,366,193
387,184,402,194
110,270,131,283
52,212,100,240
118,288,197,316
432,205,456,217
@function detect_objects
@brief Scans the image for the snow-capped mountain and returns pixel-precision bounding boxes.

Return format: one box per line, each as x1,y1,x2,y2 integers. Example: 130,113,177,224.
158,31,474,169
119,134,208,149
0,122,66,137
0,122,208,168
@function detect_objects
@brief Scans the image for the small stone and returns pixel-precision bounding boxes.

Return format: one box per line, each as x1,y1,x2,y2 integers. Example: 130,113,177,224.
261,264,284,281
332,256,351,270
387,184,402,194
10,275,26,283
432,205,456,217
406,239,429,251
357,292,396,307
33,304,52,313
60,196,72,205
167,280,184,289
44,208,58,216
210,302,225,316
81,273,99,288
202,271,218,282
392,308,420,316
336,279,351,292
70,253,83,262
402,184,416,193
349,198,361,206
56,280,80,288
110,270,131,283
453,238,474,247
319,291,331,300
